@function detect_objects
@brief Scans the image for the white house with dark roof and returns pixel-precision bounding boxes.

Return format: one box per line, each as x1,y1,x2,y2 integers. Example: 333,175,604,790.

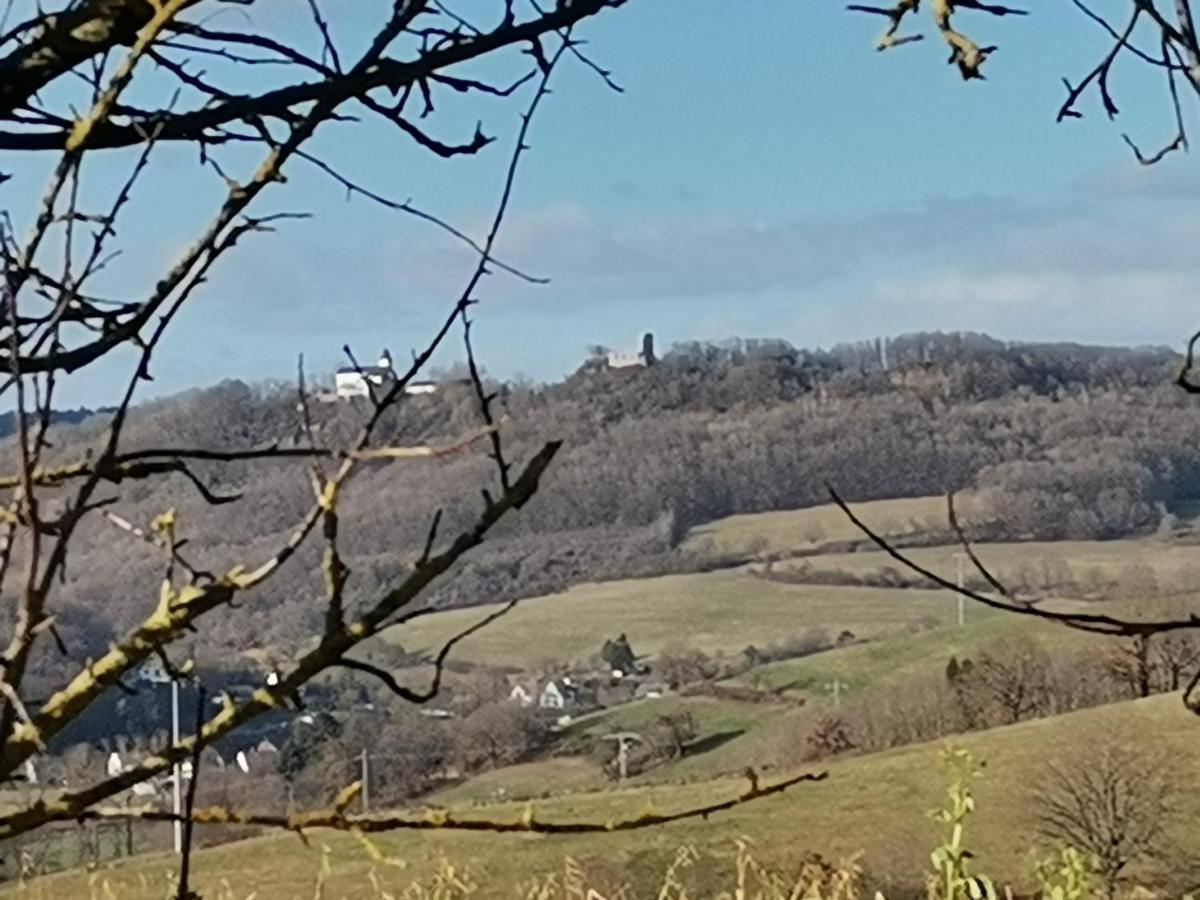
539,681,567,709
335,350,395,399
333,349,457,400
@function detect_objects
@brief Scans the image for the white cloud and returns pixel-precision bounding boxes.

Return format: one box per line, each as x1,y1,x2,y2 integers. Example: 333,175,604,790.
868,269,1197,346
386,185,1200,302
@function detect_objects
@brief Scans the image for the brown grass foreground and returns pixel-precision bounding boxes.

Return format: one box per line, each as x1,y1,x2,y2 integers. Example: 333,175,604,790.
6,693,1198,899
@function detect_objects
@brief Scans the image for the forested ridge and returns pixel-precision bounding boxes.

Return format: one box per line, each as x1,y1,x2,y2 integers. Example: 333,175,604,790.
5,332,1193,690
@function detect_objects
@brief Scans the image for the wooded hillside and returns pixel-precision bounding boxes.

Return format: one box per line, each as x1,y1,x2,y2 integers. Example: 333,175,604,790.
6,332,1191,691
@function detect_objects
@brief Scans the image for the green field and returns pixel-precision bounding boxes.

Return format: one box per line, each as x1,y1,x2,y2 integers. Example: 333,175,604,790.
384,571,972,669
15,694,1199,899
432,616,1089,808
726,615,1097,701
434,696,784,806
682,495,986,557
432,756,610,806
384,496,1182,672
567,695,784,779
13,500,1192,897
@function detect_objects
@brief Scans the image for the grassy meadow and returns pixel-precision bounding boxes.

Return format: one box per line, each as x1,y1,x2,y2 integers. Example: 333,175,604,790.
776,537,1200,593
425,613,1104,810
428,695,784,806
680,495,980,557
385,571,971,669
725,614,1100,701
13,498,1200,897
12,694,1199,899
387,494,1165,672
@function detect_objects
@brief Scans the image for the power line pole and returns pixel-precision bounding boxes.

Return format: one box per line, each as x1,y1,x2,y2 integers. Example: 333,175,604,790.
826,679,847,709
360,748,371,813
952,552,967,627
602,732,641,783
171,678,182,855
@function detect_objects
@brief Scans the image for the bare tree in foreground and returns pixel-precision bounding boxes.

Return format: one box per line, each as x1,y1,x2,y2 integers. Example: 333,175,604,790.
1,0,1197,879
1036,740,1175,898
0,0,835,868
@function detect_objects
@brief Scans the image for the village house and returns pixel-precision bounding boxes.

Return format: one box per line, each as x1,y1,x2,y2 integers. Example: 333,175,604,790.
334,349,396,399
539,680,567,710
508,679,537,708
509,668,634,714
331,349,458,400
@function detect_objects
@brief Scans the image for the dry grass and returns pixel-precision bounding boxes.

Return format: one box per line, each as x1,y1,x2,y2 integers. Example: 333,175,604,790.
384,571,974,669
776,538,1200,593
12,694,1199,899
681,495,985,557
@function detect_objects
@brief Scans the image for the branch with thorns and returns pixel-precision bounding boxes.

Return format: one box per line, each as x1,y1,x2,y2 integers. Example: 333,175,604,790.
0,0,637,875
849,0,1198,162
73,769,826,839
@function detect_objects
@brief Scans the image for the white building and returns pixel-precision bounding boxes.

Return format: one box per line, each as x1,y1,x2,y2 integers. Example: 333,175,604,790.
333,349,448,400
335,350,395,399
539,681,566,710
509,683,535,707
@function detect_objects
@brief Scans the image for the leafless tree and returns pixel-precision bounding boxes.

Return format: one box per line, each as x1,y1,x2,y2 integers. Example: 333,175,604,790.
453,700,544,771
656,643,719,690
1035,740,1175,898
970,634,1051,723
0,0,833,868
1107,627,1200,699
646,710,698,761
1107,633,1156,699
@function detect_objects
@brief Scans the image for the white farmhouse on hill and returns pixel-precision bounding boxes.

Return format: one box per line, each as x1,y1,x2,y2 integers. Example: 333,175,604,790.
333,349,443,400
335,350,395,399
539,681,566,709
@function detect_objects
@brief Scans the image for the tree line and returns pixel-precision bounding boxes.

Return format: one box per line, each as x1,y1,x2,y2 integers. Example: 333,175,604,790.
4,332,1194,695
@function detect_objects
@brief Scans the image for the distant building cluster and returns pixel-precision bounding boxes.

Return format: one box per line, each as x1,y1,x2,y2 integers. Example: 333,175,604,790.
506,666,667,729
332,350,441,400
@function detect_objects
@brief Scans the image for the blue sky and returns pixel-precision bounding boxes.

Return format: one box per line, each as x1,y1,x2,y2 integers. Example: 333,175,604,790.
11,1,1199,407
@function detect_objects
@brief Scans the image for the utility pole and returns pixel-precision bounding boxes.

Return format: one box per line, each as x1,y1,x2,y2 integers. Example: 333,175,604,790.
171,678,182,855
602,732,641,782
952,552,968,627
360,748,371,813
134,661,184,854
825,679,848,710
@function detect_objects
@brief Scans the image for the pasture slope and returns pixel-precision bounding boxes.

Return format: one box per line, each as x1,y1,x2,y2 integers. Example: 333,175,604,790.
680,495,980,556
13,497,1195,897
387,573,969,669
12,695,1196,899
389,493,1177,671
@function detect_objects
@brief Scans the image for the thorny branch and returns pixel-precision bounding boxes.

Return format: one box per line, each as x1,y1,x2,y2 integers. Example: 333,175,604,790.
74,768,828,837
0,0,632,851
849,0,1198,162
848,0,1027,78
829,485,1200,639
830,486,1200,717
